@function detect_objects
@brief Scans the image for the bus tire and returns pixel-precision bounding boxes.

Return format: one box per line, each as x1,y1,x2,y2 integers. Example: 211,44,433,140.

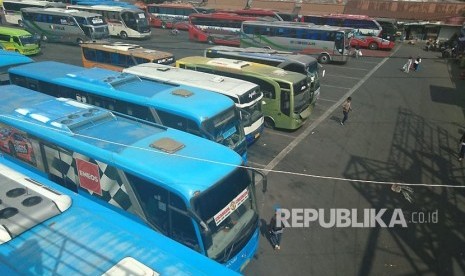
368,42,378,50
120,31,128,39
264,117,275,129
161,22,167,29
318,54,330,64
18,20,24,27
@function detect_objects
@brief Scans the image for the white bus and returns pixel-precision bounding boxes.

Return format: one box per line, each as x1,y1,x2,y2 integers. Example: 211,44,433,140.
123,63,265,144
21,7,109,44
67,5,151,39
2,0,61,26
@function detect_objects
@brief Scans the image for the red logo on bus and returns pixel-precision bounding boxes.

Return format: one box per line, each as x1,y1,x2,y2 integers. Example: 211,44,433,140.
76,158,102,196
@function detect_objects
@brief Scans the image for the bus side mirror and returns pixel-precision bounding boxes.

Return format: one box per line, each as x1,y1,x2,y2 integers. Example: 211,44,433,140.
262,100,267,105
322,69,326,78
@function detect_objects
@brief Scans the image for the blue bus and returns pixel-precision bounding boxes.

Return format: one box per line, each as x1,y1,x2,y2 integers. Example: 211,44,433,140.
0,50,33,85
0,158,239,275
0,85,266,272
8,61,248,162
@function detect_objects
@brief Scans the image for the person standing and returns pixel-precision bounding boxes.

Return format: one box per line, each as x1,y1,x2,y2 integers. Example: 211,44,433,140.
269,206,285,250
404,56,413,73
413,57,421,71
340,97,353,125
459,133,465,161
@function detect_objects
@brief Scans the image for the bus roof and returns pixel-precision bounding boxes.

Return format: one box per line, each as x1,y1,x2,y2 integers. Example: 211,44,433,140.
0,85,243,199
81,42,174,60
189,12,260,21
0,50,33,68
2,0,52,4
206,46,319,66
123,63,259,97
22,7,103,17
0,159,238,276
68,4,143,12
9,61,235,122
0,26,33,36
178,56,308,84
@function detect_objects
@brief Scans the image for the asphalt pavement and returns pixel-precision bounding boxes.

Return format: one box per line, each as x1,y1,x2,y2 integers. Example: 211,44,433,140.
13,27,465,275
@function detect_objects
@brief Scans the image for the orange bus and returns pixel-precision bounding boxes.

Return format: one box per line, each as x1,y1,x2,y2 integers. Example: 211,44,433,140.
80,42,175,71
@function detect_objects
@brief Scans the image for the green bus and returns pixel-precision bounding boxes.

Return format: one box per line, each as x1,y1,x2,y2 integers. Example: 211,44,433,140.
177,56,312,130
0,27,40,55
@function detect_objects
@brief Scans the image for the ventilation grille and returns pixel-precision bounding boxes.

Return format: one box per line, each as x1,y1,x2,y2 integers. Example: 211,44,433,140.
150,137,184,154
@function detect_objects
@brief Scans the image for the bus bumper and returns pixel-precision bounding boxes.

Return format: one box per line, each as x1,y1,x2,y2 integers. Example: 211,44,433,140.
225,228,259,272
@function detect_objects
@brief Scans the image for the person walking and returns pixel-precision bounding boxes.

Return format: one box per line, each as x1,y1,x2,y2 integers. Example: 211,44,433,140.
340,97,353,125
403,56,413,73
459,133,465,161
413,57,421,71
269,206,285,250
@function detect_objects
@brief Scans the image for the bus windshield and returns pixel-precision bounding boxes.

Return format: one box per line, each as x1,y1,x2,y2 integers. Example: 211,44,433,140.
19,35,36,45
294,78,311,114
239,87,262,127
193,168,257,262
203,107,244,150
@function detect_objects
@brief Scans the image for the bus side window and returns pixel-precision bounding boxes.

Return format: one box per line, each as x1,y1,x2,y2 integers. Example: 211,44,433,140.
127,173,169,234
169,193,200,252
12,36,20,45
83,48,96,61
178,63,186,69
116,102,155,122
9,74,27,87
281,63,304,74
186,120,201,136
280,91,290,116
157,109,187,131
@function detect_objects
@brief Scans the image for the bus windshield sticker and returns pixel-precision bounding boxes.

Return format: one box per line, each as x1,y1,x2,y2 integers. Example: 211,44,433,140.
92,18,103,24
76,158,102,196
138,13,146,19
223,126,236,139
213,188,249,226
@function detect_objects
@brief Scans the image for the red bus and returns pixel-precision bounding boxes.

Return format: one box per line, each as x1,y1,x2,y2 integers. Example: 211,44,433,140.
188,12,258,46
301,14,382,37
216,8,283,21
146,3,213,30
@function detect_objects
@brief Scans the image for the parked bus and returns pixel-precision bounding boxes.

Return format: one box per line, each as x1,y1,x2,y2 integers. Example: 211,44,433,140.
21,7,110,44
124,63,264,144
375,18,398,41
9,61,248,161
177,56,312,130
205,45,323,102
0,159,239,276
216,8,283,21
240,21,353,64
67,5,151,39
1,0,60,26
81,42,175,71
188,12,259,46
146,3,213,30
0,26,40,55
301,14,382,37
0,49,33,85
0,85,266,272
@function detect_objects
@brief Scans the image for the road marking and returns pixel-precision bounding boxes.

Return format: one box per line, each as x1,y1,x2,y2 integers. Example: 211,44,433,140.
321,84,351,90
327,66,369,71
325,74,360,80
263,129,297,139
262,46,401,176
318,98,339,103
247,161,266,168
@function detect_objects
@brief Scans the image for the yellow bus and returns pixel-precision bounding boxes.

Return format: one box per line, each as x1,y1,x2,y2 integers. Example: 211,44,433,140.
0,26,40,55
80,42,175,71
177,56,312,130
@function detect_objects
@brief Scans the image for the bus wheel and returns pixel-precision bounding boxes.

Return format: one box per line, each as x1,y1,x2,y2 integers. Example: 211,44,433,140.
318,54,330,64
120,31,128,39
368,42,378,50
161,22,167,29
264,117,275,129
207,36,214,44
18,20,24,27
